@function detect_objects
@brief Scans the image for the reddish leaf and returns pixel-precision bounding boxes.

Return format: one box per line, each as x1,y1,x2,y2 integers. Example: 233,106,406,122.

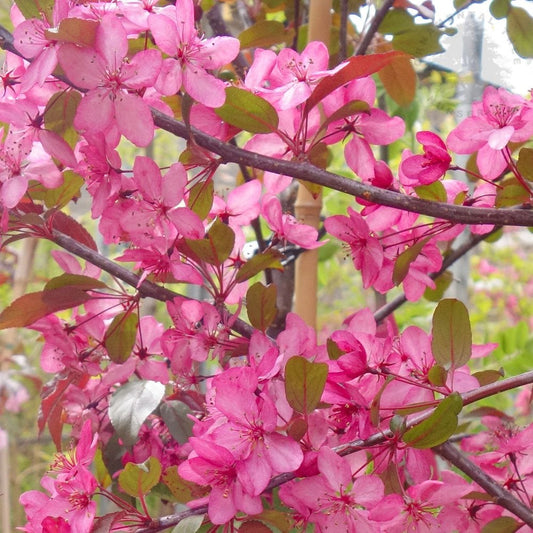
305,51,407,112
0,287,92,329
45,18,98,47
377,50,417,106
246,282,277,332
48,210,98,251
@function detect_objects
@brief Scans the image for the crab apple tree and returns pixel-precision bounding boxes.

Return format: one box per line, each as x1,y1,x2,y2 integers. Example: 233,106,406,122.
1,0,533,532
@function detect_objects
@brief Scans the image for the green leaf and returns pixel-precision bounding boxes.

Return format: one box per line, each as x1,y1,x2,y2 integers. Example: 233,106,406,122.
32,170,84,209
517,148,533,181
393,237,430,286
109,380,165,446
490,0,511,19
424,270,453,302
507,7,533,58
415,181,448,202
326,337,345,360
44,273,107,291
431,299,472,369
171,515,205,533
187,179,213,219
403,392,463,448
159,401,194,444
428,365,448,387
118,457,162,497
0,288,91,329
239,20,292,48
379,9,416,35
15,0,55,23
392,24,444,57
104,311,139,364
185,219,234,265
162,465,209,503
215,87,279,134
481,516,521,533
235,249,283,283
246,282,277,332
473,368,504,386
495,178,530,207
284,356,328,414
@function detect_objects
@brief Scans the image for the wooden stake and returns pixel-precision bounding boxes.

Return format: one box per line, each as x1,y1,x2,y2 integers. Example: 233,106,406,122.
293,0,332,329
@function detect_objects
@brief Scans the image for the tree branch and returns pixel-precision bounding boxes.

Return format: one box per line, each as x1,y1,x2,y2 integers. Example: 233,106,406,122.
434,441,533,527
50,230,257,339
152,109,533,227
355,0,395,55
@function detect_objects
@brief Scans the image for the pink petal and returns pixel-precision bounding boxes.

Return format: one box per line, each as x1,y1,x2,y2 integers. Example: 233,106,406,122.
183,66,227,108
58,44,104,90
74,89,114,133
96,14,128,68
148,12,178,56
114,93,154,147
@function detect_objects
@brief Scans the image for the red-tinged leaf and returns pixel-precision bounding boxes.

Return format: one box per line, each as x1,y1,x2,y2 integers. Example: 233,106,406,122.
507,6,533,58
239,521,272,533
44,273,107,291
246,282,277,332
285,356,328,414
517,148,533,181
48,210,98,251
184,219,234,265
473,369,504,386
235,249,284,283
378,52,416,107
215,87,279,134
481,516,521,533
104,311,139,364
427,364,448,387
287,417,308,441
45,18,98,47
118,457,162,498
31,170,84,209
402,392,463,449
305,51,407,112
44,90,81,148
187,179,214,219
393,237,430,286
91,512,128,533
0,288,92,330
38,372,88,450
431,299,472,370
162,465,209,503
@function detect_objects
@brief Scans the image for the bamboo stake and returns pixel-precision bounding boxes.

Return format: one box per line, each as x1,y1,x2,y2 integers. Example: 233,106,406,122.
293,0,332,329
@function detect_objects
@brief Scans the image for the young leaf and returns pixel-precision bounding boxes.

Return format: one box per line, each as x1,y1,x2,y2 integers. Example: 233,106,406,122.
15,0,54,23
159,400,194,444
170,514,205,533
239,20,292,49
44,273,107,291
284,356,328,414
104,311,139,364
215,87,279,134
305,51,407,112
246,281,277,332
517,148,533,181
402,392,463,448
507,6,533,58
235,249,284,283
0,288,92,330
48,210,98,251
431,298,472,370
187,179,214,219
377,43,417,107
393,237,430,286
185,219,234,265
44,91,81,148
45,18,98,47
118,457,162,497
162,466,209,503
392,24,444,57
109,380,165,446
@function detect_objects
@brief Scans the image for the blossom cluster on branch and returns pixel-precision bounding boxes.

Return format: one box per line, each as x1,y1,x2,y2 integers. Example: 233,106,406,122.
1,0,533,531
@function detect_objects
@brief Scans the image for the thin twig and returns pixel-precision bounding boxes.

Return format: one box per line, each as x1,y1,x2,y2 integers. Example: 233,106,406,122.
355,0,395,56
434,441,533,527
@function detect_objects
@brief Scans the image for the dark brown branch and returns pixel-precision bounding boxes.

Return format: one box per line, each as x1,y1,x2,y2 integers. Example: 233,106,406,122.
50,229,256,339
152,109,533,228
355,0,395,56
434,441,533,527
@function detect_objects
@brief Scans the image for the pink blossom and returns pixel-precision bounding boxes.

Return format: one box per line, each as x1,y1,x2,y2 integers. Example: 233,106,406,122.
58,14,161,146
325,207,384,288
400,131,451,186
261,195,323,249
148,0,239,107
447,86,533,180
